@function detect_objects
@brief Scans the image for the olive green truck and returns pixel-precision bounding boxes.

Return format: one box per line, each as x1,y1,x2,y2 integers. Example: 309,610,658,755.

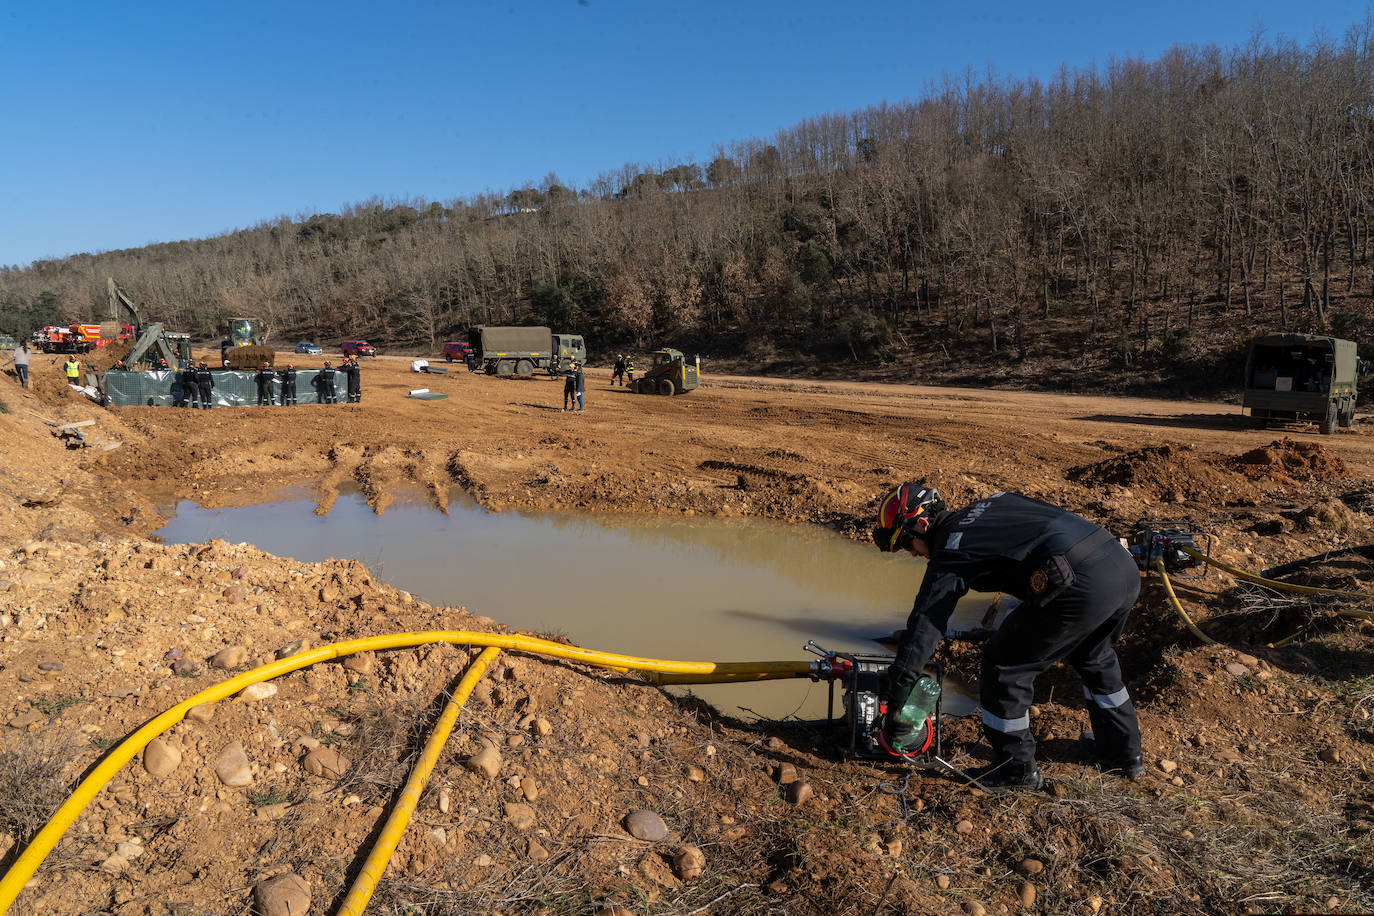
1243,333,1360,434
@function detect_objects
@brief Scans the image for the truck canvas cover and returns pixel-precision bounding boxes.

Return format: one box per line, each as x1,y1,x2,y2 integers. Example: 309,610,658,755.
469,326,552,355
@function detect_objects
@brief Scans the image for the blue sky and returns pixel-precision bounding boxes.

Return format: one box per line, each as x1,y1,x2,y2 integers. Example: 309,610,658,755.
0,0,1367,269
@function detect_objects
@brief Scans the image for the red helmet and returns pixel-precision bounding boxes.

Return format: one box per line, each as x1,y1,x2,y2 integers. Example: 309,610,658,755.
873,482,944,552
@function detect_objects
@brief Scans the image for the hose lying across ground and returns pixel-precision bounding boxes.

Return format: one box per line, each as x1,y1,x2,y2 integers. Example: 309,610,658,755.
0,631,815,915
1155,546,1374,648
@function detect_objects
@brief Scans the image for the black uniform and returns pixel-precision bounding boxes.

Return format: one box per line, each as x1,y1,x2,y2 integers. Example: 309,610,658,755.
562,368,576,409
279,367,297,405
891,492,1141,772
173,366,192,407
343,358,361,403
316,365,337,404
255,367,276,406
194,366,214,410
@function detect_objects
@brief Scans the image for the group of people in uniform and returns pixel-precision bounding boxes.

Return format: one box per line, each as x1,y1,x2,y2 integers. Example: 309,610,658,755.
610,354,635,386
249,356,362,406
158,355,364,408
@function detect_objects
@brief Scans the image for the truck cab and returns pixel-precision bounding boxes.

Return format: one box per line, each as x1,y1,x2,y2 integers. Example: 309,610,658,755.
1243,333,1360,434
552,333,586,367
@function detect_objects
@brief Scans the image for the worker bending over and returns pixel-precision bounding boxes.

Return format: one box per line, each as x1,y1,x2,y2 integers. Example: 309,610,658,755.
873,483,1143,791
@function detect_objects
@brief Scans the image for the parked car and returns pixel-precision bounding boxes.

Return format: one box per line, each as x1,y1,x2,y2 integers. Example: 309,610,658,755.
341,339,377,357
442,341,473,362
294,341,323,355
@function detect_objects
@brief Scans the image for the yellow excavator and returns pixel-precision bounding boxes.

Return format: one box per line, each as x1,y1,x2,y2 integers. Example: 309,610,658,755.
219,317,274,369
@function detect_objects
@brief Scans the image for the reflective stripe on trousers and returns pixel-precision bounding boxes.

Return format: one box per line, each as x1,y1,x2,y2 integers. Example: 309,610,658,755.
1084,685,1131,709
981,709,1030,733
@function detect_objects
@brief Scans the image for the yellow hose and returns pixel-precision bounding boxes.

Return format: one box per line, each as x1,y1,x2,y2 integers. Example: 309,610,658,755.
336,646,501,916
0,630,814,914
1155,559,1217,645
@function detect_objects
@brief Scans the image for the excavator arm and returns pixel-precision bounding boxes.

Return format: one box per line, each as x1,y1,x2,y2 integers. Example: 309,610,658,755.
107,278,178,368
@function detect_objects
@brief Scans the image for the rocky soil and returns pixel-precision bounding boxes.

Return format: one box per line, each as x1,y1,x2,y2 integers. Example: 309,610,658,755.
2,351,1374,915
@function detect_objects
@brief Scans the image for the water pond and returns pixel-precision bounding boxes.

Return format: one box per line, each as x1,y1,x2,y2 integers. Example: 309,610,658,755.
156,490,986,720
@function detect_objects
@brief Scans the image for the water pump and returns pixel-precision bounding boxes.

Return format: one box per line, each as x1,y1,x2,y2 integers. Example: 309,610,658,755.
1128,519,1213,575
805,642,941,762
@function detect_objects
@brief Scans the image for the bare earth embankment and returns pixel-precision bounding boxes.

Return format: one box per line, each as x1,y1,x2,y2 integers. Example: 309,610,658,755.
2,352,1373,915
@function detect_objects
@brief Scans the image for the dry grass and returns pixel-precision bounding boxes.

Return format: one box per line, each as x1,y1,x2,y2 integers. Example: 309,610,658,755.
0,740,72,845
338,696,438,803
1003,769,1374,915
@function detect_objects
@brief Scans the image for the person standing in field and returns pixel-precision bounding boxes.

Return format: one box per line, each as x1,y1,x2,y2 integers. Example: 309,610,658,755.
279,363,297,405
344,355,362,403
9,342,31,388
255,362,276,406
562,360,577,410
194,362,215,409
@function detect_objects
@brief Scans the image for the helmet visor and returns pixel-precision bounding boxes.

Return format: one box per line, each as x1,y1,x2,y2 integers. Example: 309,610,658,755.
872,525,914,553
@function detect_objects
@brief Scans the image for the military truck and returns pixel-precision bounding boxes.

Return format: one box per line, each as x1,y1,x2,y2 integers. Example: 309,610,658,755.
1243,333,1360,434
467,325,555,376
632,348,700,395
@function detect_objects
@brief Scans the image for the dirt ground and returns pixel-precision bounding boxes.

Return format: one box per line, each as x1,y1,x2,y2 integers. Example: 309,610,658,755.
3,351,1374,915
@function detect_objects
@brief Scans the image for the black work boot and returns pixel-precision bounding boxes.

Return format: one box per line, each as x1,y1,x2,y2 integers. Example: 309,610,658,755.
1079,731,1146,780
965,760,1043,793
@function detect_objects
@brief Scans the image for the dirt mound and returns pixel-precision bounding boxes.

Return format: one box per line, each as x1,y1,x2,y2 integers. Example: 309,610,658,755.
1230,438,1351,484
1066,444,1258,504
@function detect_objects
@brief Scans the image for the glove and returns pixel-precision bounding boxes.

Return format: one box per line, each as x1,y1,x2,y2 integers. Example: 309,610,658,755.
883,709,919,750
882,676,920,751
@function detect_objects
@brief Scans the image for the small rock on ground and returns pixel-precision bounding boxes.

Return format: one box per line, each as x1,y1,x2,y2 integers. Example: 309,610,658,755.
143,737,181,777
465,747,502,778
215,742,253,787
239,683,277,701
504,802,537,830
303,747,350,779
212,646,249,669
624,809,668,841
673,845,705,880
255,873,310,916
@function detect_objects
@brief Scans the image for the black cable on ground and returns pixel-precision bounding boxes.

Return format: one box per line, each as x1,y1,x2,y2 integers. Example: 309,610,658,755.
1261,544,1374,579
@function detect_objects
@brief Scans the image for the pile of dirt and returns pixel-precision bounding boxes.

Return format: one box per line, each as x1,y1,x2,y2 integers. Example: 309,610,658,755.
1066,444,1261,505
1229,437,1351,484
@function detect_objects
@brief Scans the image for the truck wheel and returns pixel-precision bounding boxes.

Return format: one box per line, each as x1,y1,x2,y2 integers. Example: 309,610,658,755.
657,379,675,396
496,359,515,376
445,354,453,363
516,359,534,377
1340,404,1356,428
1320,403,1338,435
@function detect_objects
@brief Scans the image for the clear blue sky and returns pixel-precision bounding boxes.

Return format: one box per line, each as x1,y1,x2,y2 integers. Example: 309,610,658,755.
1,0,1366,269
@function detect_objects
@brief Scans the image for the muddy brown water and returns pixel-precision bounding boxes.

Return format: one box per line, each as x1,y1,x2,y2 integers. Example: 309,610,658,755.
155,490,983,720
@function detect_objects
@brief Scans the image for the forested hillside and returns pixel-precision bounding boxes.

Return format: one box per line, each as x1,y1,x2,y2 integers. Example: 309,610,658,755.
3,26,1372,394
